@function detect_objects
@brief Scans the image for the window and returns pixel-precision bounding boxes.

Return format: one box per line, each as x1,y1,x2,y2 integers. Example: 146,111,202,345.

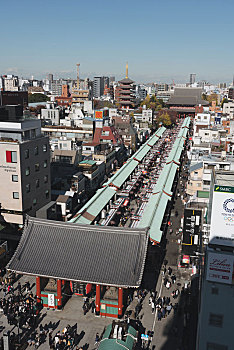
44,175,48,183
25,167,30,176
13,192,19,199
25,149,29,159
36,179,40,188
43,160,48,168
35,163,40,172
33,199,37,205
45,190,49,199
34,146,38,155
209,313,223,327
12,175,18,182
26,184,30,193
6,151,17,163
207,342,228,350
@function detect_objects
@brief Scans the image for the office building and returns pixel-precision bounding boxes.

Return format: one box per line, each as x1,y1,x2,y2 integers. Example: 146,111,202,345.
0,105,51,224
93,76,105,98
190,73,196,85
196,170,234,350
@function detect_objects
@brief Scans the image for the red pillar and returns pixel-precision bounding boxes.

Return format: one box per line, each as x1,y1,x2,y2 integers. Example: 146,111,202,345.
118,287,123,318
96,284,100,315
57,279,62,309
36,276,41,303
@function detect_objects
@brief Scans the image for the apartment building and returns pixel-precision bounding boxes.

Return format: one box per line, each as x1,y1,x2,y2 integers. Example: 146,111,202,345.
0,106,50,224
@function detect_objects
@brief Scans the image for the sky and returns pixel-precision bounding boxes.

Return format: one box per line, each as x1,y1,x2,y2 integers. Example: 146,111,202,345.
1,0,234,83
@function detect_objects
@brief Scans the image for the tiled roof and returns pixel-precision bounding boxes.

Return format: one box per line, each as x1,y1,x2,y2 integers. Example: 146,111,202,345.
189,162,203,173
7,217,149,288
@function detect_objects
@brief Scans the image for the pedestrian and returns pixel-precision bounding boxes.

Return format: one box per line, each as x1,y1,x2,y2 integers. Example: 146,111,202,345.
168,267,172,276
166,281,171,289
171,274,176,284
157,310,162,321
151,300,155,314
17,282,21,295
166,303,172,315
161,307,166,318
91,300,95,313
95,333,100,345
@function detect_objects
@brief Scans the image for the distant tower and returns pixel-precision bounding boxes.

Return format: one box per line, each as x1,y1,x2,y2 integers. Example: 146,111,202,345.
48,74,53,82
190,73,196,85
232,75,234,86
76,63,80,89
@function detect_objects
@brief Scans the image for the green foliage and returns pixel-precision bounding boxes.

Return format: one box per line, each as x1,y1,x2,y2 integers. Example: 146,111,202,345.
140,94,163,111
221,98,229,108
28,93,49,103
157,112,172,127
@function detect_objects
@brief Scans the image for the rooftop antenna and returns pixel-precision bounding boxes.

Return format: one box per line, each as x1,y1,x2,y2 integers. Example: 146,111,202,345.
76,63,80,89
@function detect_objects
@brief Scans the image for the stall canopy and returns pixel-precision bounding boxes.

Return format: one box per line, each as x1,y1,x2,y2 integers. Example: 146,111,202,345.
7,217,149,288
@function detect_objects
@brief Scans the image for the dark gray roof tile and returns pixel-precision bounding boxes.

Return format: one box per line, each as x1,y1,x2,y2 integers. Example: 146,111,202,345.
7,217,149,288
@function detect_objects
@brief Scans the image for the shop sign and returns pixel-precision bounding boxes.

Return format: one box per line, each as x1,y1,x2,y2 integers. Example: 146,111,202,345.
206,252,234,285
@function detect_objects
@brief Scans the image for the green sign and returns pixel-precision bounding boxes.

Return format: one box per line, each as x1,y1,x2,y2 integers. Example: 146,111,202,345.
214,185,234,193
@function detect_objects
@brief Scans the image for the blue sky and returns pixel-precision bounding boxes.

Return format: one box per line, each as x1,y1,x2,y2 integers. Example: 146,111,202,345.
1,0,234,83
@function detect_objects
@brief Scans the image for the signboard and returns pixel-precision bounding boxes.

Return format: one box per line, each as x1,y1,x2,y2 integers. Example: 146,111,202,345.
206,252,234,285
210,185,234,243
95,110,103,120
48,293,55,307
182,255,190,264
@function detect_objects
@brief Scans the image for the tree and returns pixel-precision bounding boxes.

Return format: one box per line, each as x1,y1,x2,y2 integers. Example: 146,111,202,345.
28,93,49,103
206,93,218,106
157,112,172,127
221,98,229,108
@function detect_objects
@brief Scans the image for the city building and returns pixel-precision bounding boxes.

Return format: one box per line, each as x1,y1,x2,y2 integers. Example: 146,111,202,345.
190,73,196,85
196,170,234,350
93,76,105,98
0,105,51,224
1,75,19,91
0,91,28,107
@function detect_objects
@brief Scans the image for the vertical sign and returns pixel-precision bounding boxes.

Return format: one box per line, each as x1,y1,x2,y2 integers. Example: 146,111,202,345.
48,293,55,307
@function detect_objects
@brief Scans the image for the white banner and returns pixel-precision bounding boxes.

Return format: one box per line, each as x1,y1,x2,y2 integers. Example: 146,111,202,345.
48,293,55,307
210,185,234,242
206,252,234,285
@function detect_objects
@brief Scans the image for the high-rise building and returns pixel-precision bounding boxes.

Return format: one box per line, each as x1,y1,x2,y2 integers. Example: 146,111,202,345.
190,73,196,85
196,170,234,350
48,74,53,82
93,76,105,98
2,75,19,91
0,105,51,224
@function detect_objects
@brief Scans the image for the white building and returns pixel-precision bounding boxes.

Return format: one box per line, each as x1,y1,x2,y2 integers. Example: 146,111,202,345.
196,171,234,350
222,101,234,118
0,106,51,224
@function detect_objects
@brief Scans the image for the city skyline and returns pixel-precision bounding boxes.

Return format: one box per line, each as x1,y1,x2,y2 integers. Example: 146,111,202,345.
1,0,234,83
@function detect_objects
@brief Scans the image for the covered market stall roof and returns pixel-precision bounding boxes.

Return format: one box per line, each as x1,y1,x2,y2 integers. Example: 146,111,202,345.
139,117,191,244
7,217,149,288
71,126,166,224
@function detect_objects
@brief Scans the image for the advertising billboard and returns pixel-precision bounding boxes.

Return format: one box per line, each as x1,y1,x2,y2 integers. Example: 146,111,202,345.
94,110,103,120
210,185,234,243
206,252,234,285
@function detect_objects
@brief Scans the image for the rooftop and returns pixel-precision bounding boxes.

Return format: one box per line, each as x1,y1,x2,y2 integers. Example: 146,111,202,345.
7,217,149,288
